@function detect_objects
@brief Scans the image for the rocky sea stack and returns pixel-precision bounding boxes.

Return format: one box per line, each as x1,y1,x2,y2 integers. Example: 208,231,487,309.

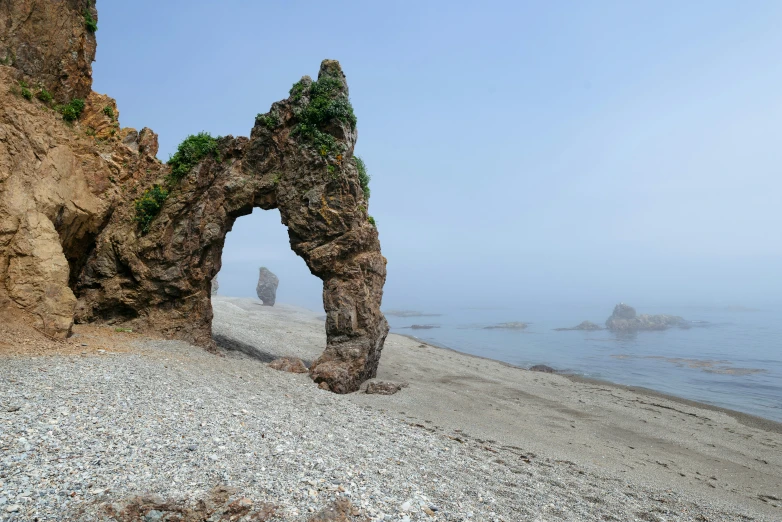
605,304,686,331
0,0,388,393
256,267,279,306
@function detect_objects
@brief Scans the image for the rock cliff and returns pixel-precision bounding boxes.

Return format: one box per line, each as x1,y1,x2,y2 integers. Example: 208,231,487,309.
0,0,388,393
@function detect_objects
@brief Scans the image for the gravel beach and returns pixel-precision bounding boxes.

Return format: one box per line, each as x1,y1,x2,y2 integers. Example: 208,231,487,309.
0,297,780,521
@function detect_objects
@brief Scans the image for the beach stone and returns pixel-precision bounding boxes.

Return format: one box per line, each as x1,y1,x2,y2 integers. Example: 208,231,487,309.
269,357,309,374
365,381,404,395
529,365,556,373
256,267,279,306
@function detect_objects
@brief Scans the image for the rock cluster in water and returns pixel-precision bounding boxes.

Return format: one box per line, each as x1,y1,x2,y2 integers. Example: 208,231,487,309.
605,303,686,331
0,0,388,393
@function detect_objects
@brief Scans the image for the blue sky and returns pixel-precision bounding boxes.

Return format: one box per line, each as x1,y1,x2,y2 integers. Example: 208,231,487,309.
93,1,782,311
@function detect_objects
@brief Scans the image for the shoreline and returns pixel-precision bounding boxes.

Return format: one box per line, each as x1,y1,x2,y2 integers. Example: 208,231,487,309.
393,330,782,431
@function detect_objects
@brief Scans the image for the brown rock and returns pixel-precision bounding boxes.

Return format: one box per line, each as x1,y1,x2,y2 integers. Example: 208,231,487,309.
0,0,96,102
268,356,308,374
529,364,556,373
365,381,404,395
0,1,388,394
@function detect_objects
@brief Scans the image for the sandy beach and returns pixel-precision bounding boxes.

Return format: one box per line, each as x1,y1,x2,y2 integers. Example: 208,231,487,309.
1,296,780,520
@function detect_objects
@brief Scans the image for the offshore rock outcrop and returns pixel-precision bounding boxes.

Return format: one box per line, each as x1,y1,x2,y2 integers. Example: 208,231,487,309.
256,267,278,306
554,321,603,331
605,304,686,332
0,0,388,393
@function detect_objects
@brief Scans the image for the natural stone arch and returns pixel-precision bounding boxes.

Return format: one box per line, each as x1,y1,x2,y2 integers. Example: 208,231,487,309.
74,61,389,393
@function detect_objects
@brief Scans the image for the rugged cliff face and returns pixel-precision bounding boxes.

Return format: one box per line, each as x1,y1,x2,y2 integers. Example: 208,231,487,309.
0,0,388,393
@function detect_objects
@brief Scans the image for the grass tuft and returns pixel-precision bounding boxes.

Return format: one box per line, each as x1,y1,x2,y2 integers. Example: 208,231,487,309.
167,132,220,183
134,185,169,234
354,156,370,200
84,10,98,33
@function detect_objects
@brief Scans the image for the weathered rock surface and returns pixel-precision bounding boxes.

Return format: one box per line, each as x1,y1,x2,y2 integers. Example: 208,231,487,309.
0,0,97,103
0,1,388,393
268,356,308,374
605,303,686,331
256,266,279,306
554,320,603,331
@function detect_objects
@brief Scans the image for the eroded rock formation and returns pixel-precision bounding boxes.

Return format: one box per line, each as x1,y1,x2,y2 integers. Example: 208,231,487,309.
0,0,388,393
605,303,685,331
256,267,278,306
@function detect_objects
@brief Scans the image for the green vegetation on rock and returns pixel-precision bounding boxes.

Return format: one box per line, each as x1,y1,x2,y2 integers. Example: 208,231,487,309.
59,99,85,122
354,156,370,200
84,10,98,33
103,105,114,120
167,132,220,183
367,215,376,227
256,111,279,130
134,185,169,234
35,87,52,103
290,72,357,157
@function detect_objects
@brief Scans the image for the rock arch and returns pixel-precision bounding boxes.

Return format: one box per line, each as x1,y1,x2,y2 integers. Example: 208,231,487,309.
74,62,389,393
0,0,388,393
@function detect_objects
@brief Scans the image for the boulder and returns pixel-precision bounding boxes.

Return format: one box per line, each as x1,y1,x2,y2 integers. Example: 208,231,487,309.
255,267,279,306
605,303,686,331
211,277,219,296
268,356,308,374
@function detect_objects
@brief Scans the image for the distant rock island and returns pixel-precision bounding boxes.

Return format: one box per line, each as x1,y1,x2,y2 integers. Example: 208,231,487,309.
555,304,704,332
554,321,603,331
404,324,440,330
484,322,528,330
384,310,442,318
605,303,687,331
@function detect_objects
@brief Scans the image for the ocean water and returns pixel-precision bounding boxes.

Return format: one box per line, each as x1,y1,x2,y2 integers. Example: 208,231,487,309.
385,303,782,423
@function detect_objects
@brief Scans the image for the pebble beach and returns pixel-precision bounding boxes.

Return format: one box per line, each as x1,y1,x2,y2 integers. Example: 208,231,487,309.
0,297,780,521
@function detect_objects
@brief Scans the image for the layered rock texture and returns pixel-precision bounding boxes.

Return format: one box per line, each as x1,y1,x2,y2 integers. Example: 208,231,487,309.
256,267,278,306
0,0,388,393
605,304,685,331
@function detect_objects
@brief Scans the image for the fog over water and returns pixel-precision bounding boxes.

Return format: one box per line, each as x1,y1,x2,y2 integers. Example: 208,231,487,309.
92,3,782,417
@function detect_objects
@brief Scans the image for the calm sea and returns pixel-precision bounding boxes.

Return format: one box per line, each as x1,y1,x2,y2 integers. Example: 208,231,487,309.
385,304,782,423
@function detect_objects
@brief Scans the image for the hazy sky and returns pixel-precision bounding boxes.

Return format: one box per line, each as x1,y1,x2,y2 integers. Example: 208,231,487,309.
93,1,782,311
